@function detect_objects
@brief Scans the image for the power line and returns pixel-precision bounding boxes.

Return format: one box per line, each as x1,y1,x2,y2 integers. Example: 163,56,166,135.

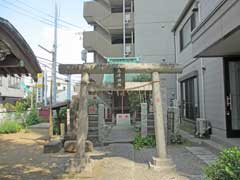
1,0,55,25
13,0,83,29
0,3,55,27
0,0,68,28
37,56,83,64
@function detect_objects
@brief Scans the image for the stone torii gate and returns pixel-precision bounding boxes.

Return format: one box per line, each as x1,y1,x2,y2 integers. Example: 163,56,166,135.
59,63,182,172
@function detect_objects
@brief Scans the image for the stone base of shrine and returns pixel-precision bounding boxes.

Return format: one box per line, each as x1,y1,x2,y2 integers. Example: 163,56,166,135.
64,156,93,176
61,158,94,179
149,157,176,173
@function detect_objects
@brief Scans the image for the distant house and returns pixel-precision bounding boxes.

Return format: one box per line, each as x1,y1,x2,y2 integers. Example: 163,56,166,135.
0,17,42,104
46,77,80,103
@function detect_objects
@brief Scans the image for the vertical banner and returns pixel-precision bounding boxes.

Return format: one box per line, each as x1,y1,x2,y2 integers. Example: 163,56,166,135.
37,73,43,103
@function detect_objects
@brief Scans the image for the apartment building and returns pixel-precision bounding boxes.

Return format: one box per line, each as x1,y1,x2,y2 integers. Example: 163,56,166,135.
83,0,187,106
172,0,240,139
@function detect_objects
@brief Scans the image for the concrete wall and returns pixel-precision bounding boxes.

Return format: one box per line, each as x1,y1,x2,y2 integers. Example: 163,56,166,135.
204,58,226,132
192,0,240,57
198,0,225,21
175,2,227,136
134,0,188,104
0,76,24,101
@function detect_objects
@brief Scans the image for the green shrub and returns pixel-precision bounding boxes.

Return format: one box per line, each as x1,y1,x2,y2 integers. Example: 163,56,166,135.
53,117,59,135
15,101,28,113
204,147,240,180
25,109,40,126
59,107,67,122
3,103,15,112
0,121,23,134
133,135,156,150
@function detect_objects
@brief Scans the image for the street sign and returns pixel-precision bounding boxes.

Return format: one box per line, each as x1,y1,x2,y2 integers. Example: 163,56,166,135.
37,73,43,88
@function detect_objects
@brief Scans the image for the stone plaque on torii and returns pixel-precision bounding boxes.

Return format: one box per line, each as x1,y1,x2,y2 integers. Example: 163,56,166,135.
59,63,182,172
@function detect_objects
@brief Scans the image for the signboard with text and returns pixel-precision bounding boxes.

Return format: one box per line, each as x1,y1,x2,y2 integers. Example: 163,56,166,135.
116,113,131,126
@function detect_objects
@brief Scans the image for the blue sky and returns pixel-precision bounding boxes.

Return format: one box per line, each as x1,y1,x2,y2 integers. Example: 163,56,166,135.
0,0,93,72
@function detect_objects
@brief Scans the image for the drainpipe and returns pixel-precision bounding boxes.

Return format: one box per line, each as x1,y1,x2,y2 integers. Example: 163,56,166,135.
173,32,179,105
200,58,206,119
198,1,205,119
131,0,134,55
123,0,126,58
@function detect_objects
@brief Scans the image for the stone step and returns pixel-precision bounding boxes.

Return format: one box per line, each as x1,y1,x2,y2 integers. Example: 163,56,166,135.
103,139,134,146
88,134,98,138
201,139,225,154
89,121,98,126
147,132,155,136
147,118,154,121
180,130,227,154
152,157,175,167
149,163,176,174
88,131,98,136
211,135,240,148
88,127,98,131
43,140,62,153
147,122,155,126
88,116,98,121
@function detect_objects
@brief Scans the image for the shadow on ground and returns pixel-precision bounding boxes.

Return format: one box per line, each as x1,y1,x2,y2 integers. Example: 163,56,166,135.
0,132,73,180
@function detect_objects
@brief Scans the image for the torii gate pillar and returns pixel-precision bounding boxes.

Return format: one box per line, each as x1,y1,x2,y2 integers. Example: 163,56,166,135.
152,72,167,158
66,72,89,173
150,72,175,171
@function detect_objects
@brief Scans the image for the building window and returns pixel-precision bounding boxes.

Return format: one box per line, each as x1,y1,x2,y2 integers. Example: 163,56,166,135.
180,8,200,52
111,2,133,13
180,18,192,51
180,76,199,121
8,76,21,89
191,13,197,31
112,33,133,44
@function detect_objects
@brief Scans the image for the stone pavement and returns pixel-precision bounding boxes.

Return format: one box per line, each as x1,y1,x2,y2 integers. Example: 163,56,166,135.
98,125,207,180
94,143,135,180
91,143,189,180
185,147,217,165
134,145,206,180
62,126,213,180
103,125,136,144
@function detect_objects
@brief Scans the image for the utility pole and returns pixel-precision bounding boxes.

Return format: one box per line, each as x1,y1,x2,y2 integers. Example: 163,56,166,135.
38,45,54,139
31,79,34,109
121,0,126,114
52,1,58,104
44,66,48,106
37,1,58,139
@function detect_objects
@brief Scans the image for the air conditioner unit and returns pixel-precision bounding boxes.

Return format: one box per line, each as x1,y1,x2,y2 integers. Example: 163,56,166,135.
196,118,208,138
125,45,131,56
125,14,131,24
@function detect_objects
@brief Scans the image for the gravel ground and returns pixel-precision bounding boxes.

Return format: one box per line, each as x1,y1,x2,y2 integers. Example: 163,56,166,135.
0,131,73,180
134,145,206,180
0,130,207,180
